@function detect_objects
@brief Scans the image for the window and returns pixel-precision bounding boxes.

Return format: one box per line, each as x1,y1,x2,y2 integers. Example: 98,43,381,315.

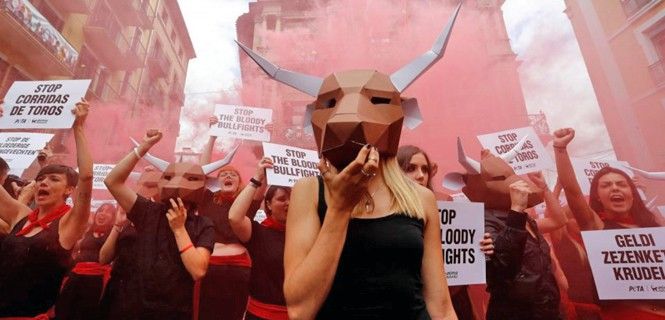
653,30,665,58
649,29,665,86
93,68,109,98
75,47,99,80
30,0,64,30
621,0,652,17
266,15,277,31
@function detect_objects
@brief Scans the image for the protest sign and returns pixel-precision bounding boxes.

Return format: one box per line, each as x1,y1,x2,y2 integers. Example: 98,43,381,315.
0,132,53,170
0,80,91,129
477,126,553,175
438,201,486,286
570,158,633,196
210,104,272,142
90,200,117,214
262,142,319,187
93,164,115,190
582,227,665,300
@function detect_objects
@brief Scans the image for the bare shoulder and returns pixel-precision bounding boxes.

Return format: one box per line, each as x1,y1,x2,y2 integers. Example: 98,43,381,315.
290,176,320,211
414,183,436,202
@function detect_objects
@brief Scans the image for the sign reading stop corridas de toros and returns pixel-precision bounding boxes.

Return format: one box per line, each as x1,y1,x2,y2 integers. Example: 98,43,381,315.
477,126,554,175
582,227,665,300
437,201,486,286
0,80,91,129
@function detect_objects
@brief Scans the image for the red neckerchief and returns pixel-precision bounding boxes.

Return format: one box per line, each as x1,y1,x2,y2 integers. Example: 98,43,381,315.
93,224,111,236
16,204,71,236
261,216,286,232
213,191,236,204
598,211,636,226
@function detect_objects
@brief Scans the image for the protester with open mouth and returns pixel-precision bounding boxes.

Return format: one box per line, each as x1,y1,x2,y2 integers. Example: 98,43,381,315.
0,99,93,318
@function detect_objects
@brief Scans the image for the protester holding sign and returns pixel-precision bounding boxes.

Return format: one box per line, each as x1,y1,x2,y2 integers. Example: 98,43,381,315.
553,128,665,318
0,99,93,317
229,157,290,320
55,203,117,319
553,128,662,230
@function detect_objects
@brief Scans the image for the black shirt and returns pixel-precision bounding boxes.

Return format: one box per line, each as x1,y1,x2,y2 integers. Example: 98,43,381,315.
128,195,215,317
485,209,560,320
75,230,109,263
199,189,260,244
0,217,71,317
315,176,430,320
246,221,286,306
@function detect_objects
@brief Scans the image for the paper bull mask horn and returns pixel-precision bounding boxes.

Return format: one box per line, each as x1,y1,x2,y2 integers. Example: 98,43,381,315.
625,166,665,181
443,136,544,210
130,138,239,204
237,3,462,169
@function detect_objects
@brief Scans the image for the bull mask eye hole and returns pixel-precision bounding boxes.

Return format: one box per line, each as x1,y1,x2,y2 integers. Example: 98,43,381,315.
491,175,507,181
163,175,173,181
370,97,391,105
187,176,200,182
325,98,336,108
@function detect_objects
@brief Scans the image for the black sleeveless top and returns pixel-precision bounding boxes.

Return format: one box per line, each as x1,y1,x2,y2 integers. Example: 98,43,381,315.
315,176,430,320
0,217,71,316
199,189,261,244
75,230,109,263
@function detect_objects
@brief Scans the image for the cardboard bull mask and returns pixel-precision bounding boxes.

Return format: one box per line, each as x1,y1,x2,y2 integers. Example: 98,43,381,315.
130,138,238,205
237,3,462,169
444,137,544,210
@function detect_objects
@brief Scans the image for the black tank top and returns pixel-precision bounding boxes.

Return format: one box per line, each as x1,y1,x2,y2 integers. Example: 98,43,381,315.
75,230,109,263
0,217,71,317
315,176,430,320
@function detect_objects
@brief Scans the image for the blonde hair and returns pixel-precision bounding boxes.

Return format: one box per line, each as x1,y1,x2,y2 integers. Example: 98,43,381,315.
353,157,426,221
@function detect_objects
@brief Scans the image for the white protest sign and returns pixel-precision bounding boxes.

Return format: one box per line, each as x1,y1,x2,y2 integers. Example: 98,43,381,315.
438,201,486,286
210,104,272,142
262,142,319,187
581,227,665,300
0,80,91,129
93,164,115,190
571,158,633,196
477,126,553,175
0,132,53,169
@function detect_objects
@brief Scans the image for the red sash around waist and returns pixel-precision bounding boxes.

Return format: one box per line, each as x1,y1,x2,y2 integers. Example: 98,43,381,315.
246,296,288,320
209,251,252,268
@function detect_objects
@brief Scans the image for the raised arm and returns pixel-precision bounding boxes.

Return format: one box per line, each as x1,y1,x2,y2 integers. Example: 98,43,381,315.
59,99,94,250
99,207,129,265
419,188,457,320
105,129,162,213
199,116,218,165
167,198,211,280
228,157,272,242
552,128,602,230
0,180,30,228
284,146,378,320
527,172,567,233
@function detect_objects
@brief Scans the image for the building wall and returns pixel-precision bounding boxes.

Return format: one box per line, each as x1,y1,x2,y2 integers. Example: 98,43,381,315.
236,0,531,192
565,0,665,201
0,0,195,168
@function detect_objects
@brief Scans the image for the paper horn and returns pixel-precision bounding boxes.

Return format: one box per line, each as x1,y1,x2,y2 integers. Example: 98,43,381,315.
498,135,528,162
457,137,480,174
202,143,240,175
625,166,665,180
129,137,169,172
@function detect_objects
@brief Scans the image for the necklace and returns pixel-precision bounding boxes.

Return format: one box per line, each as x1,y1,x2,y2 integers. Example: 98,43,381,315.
365,189,379,213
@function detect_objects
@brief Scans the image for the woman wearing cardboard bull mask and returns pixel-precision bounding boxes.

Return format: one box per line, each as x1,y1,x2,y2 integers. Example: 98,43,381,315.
104,129,216,319
553,128,665,318
0,99,93,318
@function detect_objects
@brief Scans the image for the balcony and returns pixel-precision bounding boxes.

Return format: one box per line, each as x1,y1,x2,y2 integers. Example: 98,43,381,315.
648,59,665,87
168,83,185,106
148,51,169,79
0,0,78,77
83,14,145,70
47,0,90,14
621,0,652,17
108,0,155,28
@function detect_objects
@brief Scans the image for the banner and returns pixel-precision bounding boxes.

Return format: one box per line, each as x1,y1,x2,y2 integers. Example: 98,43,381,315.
438,201,486,286
93,164,115,190
0,80,91,129
262,142,319,187
477,126,553,175
581,227,665,300
210,104,272,142
571,158,633,196
0,132,53,170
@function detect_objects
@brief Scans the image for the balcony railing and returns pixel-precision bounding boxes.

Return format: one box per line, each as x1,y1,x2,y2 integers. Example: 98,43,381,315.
621,0,652,17
1,0,79,73
648,59,665,87
84,12,146,70
108,0,155,28
47,0,90,14
148,50,169,79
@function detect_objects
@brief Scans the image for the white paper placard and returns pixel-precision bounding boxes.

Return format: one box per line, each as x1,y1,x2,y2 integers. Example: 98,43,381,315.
92,164,115,190
438,201,486,286
0,132,53,170
570,158,633,196
209,104,272,142
262,142,319,187
477,126,554,175
581,227,665,300
0,80,91,129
